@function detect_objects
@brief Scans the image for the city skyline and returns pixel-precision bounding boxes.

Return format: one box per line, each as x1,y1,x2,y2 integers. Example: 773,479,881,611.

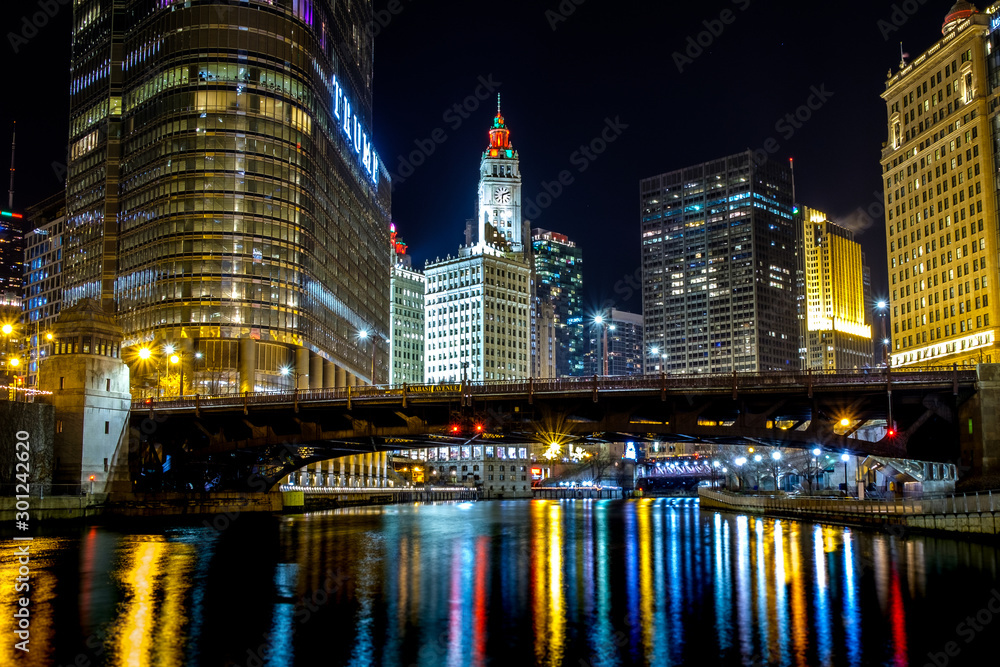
3,1,968,320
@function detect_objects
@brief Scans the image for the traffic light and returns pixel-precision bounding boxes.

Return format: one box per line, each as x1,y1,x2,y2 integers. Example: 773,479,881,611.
887,428,896,438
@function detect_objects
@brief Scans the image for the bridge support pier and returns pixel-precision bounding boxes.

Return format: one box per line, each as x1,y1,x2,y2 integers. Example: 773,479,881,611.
961,364,1000,476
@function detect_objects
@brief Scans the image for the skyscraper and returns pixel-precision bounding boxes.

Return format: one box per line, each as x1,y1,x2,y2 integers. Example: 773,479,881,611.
389,223,425,384
640,151,799,374
532,228,584,376
23,192,66,387
424,103,531,383
66,0,391,393
881,2,999,367
799,206,872,370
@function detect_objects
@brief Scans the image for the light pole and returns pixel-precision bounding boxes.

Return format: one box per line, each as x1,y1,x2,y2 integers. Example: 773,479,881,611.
594,315,615,376
841,452,850,496
811,447,821,494
876,300,888,367
358,328,384,385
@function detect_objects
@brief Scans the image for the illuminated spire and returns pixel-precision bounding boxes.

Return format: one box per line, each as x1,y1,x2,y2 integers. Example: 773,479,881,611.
488,96,511,151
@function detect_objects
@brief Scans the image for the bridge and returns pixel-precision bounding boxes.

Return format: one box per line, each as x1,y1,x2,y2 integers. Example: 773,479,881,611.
125,366,990,492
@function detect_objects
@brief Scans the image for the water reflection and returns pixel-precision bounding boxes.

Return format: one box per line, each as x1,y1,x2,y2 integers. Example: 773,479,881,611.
1,499,999,666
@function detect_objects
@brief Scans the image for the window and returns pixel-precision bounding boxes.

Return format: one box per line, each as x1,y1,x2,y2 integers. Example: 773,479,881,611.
59,377,65,390
105,422,110,434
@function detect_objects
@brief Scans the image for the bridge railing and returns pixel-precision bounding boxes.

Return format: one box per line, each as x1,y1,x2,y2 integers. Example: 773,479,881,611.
131,366,979,410
699,487,1000,517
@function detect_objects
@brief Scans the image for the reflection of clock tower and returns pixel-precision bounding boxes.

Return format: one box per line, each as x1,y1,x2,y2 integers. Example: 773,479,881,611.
478,96,525,254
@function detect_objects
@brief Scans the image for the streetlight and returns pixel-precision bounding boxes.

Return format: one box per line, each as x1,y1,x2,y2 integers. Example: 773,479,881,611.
594,315,613,376
734,456,747,492
358,328,383,385
876,300,888,367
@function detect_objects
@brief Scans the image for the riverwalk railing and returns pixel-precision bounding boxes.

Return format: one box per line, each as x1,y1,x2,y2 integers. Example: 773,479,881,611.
699,487,1000,518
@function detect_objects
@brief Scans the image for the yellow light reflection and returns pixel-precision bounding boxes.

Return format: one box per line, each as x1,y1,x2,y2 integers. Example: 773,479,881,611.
547,502,565,667
107,537,191,667
638,499,655,659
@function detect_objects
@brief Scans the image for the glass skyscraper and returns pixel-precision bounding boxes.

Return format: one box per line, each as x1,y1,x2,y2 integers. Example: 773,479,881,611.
532,228,584,377
66,0,391,393
640,151,799,374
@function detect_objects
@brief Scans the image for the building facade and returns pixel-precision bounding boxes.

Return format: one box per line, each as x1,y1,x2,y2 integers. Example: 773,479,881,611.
641,151,799,374
423,443,533,498
389,223,425,384
532,228,584,376
23,193,66,387
881,2,999,367
66,0,391,394
799,206,873,370
424,104,531,383
586,309,644,376
531,300,556,379
0,208,23,313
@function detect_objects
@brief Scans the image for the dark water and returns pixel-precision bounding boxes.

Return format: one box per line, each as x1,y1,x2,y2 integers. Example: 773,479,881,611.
2,499,999,666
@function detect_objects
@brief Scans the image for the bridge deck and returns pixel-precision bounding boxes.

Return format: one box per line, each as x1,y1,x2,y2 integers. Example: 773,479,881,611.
132,367,978,413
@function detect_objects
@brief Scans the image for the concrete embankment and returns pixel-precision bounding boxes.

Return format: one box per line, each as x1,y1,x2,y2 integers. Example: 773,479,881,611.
699,488,1000,537
1,488,480,522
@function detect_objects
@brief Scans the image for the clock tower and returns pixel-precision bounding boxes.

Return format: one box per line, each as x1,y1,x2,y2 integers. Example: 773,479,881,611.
478,96,525,254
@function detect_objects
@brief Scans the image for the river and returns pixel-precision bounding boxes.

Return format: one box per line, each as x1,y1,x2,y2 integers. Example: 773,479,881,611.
1,498,998,666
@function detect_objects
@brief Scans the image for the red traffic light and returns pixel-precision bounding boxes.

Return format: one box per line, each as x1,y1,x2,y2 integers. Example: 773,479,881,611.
887,428,896,437
451,425,460,434
475,424,483,432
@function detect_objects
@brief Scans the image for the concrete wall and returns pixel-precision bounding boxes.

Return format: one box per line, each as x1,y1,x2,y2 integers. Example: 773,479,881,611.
0,402,54,493
962,363,1000,476
699,488,1000,536
39,353,131,492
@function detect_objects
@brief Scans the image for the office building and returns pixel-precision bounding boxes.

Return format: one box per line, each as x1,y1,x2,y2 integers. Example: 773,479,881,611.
586,309,644,376
0,208,23,313
23,193,66,386
532,228,584,376
424,103,531,383
641,151,799,374
531,299,557,379
66,0,391,393
881,2,999,367
389,223,425,384
799,206,873,370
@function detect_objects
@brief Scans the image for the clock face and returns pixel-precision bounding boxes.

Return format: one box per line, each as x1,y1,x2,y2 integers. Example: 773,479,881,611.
494,186,511,204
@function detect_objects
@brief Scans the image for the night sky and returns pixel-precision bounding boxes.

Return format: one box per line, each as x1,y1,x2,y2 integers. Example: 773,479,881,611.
0,1,964,314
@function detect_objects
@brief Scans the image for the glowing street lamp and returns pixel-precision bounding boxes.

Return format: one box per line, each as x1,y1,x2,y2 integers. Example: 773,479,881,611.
357,327,383,385
593,315,612,376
